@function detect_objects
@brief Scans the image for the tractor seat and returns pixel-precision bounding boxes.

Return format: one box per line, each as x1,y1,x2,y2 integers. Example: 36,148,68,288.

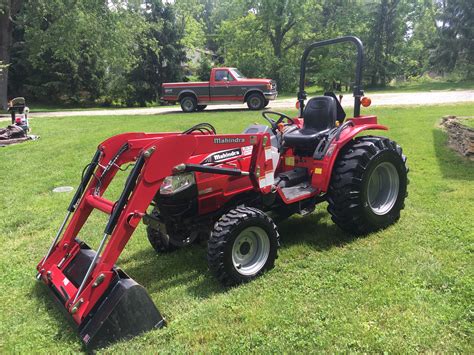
284,96,337,149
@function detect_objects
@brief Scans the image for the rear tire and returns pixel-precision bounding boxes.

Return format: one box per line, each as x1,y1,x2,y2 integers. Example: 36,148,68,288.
180,96,197,112
208,206,279,286
196,105,207,111
327,136,408,235
246,93,265,110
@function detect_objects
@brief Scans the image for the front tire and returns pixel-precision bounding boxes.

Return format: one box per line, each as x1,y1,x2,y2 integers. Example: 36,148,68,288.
146,212,177,253
246,93,265,110
180,96,198,112
208,207,279,286
327,136,408,235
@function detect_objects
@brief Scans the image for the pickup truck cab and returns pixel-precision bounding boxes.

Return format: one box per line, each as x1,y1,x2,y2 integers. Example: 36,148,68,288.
162,67,277,112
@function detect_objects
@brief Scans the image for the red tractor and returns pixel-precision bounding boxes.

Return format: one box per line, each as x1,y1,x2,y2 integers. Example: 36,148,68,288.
36,36,408,348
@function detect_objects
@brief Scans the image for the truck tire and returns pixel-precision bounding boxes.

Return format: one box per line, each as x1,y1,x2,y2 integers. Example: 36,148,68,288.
196,105,207,111
264,99,270,108
247,93,265,110
208,206,279,286
327,136,408,235
180,96,197,112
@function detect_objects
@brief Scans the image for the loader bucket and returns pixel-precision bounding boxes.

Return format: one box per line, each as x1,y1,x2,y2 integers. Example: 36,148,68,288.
41,242,165,349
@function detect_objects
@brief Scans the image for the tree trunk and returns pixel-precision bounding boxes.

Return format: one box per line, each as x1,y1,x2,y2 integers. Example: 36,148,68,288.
0,0,23,110
0,10,11,110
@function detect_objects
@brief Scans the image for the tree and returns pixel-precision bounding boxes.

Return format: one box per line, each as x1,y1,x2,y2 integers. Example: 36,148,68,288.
431,0,474,78
174,0,206,50
0,0,23,109
365,0,408,86
7,0,143,104
125,0,186,106
197,55,212,81
217,0,317,92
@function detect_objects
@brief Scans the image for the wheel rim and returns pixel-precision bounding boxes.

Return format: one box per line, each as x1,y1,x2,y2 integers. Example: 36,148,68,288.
250,97,261,109
367,161,400,215
232,226,270,275
183,99,194,111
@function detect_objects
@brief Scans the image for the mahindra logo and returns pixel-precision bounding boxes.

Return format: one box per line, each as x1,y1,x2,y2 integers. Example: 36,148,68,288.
214,137,245,144
213,150,240,160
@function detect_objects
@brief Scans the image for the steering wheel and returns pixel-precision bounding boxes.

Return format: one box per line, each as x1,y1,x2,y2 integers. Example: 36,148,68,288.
262,111,295,133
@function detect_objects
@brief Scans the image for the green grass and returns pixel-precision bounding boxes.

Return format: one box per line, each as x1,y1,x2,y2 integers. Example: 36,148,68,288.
459,117,474,128
0,104,473,353
368,79,474,94
279,80,474,98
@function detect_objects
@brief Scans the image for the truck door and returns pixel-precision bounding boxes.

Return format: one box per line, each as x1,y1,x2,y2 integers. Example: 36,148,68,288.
210,69,239,101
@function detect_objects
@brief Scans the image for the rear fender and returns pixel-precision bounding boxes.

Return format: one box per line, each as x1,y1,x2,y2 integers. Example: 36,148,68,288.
178,90,198,101
311,117,388,192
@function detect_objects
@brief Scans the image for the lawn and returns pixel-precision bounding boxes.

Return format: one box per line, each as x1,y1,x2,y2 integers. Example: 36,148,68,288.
0,103,473,353
278,80,474,99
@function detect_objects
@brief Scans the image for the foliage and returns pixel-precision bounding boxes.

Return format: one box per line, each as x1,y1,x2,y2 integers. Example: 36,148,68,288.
9,0,143,104
174,0,206,50
124,0,187,106
430,0,473,78
197,55,212,81
0,103,473,352
3,0,473,105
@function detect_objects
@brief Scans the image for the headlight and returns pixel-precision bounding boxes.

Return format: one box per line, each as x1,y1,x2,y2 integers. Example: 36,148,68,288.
160,173,195,195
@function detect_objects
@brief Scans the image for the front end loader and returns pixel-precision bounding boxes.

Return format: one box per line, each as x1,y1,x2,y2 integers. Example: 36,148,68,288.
35,36,408,349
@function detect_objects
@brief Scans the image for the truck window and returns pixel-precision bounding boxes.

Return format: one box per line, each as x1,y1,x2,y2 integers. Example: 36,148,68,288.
230,68,246,79
215,70,234,82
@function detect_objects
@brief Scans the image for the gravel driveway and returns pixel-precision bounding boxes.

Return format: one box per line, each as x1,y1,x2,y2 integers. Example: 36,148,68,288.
1,90,472,121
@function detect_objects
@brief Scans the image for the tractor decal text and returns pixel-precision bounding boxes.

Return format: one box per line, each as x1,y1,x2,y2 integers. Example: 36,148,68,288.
213,137,245,144
202,146,253,164
203,149,241,164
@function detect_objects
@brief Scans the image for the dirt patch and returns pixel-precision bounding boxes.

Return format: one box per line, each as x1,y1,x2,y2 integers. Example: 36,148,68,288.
441,116,474,160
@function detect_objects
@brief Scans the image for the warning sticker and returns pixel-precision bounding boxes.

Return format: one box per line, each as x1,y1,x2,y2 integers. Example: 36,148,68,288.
265,147,272,161
258,171,275,188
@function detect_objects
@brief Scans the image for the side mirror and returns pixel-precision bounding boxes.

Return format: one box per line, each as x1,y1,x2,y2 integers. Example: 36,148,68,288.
223,77,229,82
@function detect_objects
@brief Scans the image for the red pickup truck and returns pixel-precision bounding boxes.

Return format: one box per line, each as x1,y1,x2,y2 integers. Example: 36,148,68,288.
161,67,278,112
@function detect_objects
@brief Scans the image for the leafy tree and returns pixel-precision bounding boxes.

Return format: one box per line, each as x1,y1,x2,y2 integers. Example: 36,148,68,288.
365,0,409,86
197,55,212,81
125,0,187,106
217,0,318,92
8,0,142,104
431,0,473,78
174,0,206,50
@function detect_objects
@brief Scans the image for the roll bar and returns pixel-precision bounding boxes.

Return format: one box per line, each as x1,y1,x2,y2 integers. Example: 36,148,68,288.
297,36,364,117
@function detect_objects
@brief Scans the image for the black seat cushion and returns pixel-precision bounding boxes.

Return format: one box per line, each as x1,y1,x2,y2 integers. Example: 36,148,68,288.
284,96,337,149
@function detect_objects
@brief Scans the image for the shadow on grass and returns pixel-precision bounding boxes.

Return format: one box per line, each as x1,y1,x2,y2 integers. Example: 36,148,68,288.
122,211,356,300
30,282,83,345
29,210,359,348
432,128,473,180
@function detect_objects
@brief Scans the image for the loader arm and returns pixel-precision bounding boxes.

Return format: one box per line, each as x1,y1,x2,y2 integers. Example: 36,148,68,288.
36,130,273,347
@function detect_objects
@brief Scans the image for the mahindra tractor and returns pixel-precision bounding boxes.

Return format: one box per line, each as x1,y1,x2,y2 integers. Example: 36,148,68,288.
35,36,408,348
